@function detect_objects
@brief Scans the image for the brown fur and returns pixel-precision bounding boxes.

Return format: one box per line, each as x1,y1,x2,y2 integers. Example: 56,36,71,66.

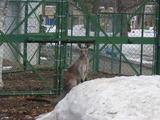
63,45,89,92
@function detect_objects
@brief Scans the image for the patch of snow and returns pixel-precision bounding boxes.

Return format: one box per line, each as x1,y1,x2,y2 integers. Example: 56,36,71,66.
68,25,86,36
36,76,160,120
128,29,155,37
2,66,13,71
40,57,47,61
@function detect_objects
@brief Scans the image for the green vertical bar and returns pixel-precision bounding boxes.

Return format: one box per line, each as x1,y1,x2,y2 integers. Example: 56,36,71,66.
95,43,99,72
92,44,96,72
140,11,145,75
24,2,28,71
71,15,73,36
111,45,114,73
93,48,99,71
119,44,122,74
95,14,100,72
54,43,59,94
70,43,73,64
86,15,90,36
155,0,160,75
54,0,68,95
38,15,44,65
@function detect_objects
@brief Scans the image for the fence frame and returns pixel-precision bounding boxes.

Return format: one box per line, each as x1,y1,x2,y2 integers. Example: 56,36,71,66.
0,0,159,96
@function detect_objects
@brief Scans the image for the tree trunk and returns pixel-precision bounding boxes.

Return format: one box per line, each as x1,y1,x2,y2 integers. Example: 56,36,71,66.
0,0,8,89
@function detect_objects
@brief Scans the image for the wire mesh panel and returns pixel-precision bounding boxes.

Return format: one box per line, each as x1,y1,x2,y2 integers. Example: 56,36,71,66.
0,0,159,96
1,42,56,94
121,44,154,75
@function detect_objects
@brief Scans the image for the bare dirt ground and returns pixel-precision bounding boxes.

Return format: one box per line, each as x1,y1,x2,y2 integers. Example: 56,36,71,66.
0,70,118,120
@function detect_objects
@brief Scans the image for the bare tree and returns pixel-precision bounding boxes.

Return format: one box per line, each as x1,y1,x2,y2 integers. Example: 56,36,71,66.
112,0,144,36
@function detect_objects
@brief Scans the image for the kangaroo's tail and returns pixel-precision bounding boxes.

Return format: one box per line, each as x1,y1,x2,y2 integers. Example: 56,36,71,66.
52,92,67,103
26,92,67,104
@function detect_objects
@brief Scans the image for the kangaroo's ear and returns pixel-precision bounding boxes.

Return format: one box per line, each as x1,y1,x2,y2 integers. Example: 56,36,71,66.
85,44,90,48
78,44,82,48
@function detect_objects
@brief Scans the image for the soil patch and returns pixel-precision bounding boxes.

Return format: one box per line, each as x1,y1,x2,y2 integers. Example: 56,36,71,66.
0,70,117,120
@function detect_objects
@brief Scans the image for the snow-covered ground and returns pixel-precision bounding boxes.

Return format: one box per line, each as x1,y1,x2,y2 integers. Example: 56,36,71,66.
36,76,160,120
122,44,153,65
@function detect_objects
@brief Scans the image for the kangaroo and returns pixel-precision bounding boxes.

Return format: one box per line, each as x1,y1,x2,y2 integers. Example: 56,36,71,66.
27,44,89,104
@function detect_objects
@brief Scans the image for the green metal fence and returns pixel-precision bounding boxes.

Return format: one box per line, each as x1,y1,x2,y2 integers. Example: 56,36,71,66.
0,0,159,96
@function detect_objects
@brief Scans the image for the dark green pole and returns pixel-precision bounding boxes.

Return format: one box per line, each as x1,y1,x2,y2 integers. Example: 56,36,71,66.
140,10,145,75
155,0,160,74
24,1,28,71
54,0,68,95
95,14,100,72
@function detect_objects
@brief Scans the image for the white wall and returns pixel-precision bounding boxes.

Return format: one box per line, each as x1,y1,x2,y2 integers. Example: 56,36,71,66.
0,0,8,89
3,2,42,66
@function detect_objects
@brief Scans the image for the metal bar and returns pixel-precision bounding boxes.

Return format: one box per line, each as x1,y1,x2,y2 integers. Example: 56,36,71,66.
9,0,58,2
0,91,55,96
70,43,73,64
3,65,54,74
140,8,145,75
7,42,54,90
0,32,24,69
9,0,45,35
155,0,160,74
92,44,96,72
75,0,150,75
70,15,73,36
28,44,40,63
95,43,99,72
28,2,41,22
94,15,100,72
119,44,122,74
54,0,68,95
54,43,59,94
23,1,28,71
0,33,155,44
6,42,25,69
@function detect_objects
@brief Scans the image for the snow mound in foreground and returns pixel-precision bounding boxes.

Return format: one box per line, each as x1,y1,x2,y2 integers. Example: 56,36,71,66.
36,76,160,120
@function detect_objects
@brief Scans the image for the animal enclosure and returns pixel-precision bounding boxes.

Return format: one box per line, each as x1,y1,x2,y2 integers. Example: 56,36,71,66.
0,0,160,119
0,0,160,97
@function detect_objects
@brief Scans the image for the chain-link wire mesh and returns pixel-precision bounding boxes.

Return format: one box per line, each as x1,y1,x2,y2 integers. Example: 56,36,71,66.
0,1,57,93
0,0,158,94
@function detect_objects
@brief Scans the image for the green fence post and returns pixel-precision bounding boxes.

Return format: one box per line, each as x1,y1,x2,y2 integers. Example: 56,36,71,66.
54,0,68,95
155,0,160,75
140,10,145,75
24,1,28,71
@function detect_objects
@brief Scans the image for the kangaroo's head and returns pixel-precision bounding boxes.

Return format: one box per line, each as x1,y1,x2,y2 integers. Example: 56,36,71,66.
78,44,89,57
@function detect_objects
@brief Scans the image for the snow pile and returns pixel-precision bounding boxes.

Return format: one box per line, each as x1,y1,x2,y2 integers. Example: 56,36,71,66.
36,76,160,120
128,29,154,37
